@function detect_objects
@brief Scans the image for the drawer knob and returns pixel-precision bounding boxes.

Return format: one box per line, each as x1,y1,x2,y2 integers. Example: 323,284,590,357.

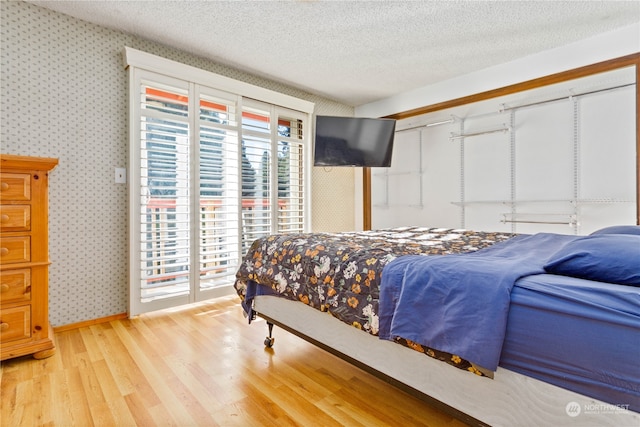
0,248,8,256
0,214,9,222
0,182,8,191
0,322,8,331
0,284,8,293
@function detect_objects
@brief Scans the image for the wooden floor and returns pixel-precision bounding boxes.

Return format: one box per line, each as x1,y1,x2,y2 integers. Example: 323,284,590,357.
1,296,468,427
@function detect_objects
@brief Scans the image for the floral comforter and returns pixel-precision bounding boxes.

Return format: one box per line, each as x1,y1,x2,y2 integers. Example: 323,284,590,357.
234,226,515,375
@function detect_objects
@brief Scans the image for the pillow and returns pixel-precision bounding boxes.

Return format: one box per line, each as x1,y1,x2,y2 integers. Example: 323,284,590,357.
544,234,640,286
590,225,640,236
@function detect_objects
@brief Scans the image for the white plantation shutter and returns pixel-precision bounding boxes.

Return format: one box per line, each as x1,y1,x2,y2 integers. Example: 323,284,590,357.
241,101,273,247
138,77,192,308
277,111,306,233
197,89,242,293
126,49,313,315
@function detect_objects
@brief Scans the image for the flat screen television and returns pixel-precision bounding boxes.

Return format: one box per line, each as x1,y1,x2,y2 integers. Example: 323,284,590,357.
314,115,396,167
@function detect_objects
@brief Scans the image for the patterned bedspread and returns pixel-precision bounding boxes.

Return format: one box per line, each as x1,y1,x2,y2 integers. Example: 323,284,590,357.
234,227,515,375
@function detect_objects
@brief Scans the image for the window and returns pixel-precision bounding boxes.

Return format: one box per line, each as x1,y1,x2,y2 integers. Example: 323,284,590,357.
126,48,313,315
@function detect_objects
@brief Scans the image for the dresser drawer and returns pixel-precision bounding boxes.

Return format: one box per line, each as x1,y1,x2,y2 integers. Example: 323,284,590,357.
0,205,31,232
0,173,31,202
0,237,30,264
0,269,31,304
0,305,31,343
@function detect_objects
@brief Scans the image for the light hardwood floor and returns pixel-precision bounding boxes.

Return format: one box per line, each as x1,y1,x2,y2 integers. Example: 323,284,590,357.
1,296,468,427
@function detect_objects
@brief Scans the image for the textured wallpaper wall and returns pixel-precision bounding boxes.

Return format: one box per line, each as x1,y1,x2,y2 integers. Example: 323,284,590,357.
1,1,354,326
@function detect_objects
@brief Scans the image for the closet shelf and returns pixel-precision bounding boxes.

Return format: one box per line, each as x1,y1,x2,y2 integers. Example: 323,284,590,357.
501,213,578,227
451,198,634,207
500,219,577,226
449,125,510,140
372,170,422,178
373,203,424,209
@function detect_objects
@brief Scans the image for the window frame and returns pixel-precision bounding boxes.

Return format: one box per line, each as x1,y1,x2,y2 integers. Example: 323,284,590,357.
125,47,314,316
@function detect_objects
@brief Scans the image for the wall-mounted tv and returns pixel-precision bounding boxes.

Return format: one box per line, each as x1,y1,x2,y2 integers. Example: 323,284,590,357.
314,115,396,167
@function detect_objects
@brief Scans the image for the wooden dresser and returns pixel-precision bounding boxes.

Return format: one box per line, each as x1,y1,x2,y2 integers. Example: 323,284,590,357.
1,154,58,360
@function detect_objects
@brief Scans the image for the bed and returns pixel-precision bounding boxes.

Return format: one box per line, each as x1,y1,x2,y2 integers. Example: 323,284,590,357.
233,226,640,426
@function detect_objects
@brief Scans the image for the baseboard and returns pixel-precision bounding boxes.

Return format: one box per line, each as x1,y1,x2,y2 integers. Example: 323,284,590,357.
52,313,128,333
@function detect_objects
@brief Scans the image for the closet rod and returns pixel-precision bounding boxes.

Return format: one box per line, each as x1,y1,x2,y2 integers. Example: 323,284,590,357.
396,116,457,133
426,118,456,127
500,219,574,225
499,82,635,112
450,126,510,140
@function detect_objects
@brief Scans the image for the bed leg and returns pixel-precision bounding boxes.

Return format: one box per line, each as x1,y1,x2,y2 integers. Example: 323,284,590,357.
264,322,275,348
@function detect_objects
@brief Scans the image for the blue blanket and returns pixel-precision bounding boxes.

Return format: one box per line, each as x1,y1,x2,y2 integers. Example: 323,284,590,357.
241,280,277,323
379,233,577,371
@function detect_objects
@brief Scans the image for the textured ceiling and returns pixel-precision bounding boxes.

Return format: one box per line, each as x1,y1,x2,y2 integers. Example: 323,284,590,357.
26,0,640,107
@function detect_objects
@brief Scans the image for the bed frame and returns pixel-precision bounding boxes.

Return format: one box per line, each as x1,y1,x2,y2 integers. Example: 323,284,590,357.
253,294,639,427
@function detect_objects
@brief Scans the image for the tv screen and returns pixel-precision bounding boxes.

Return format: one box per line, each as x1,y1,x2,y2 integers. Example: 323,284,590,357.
314,116,396,167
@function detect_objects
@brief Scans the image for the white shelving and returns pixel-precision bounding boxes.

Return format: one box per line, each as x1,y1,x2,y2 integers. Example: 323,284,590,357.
370,67,637,233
